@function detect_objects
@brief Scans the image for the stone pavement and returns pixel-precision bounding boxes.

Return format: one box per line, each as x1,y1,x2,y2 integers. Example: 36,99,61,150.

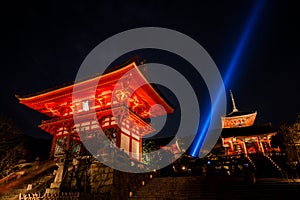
130,176,300,200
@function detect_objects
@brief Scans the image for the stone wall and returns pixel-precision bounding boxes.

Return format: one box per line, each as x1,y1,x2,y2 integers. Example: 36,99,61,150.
87,161,114,194
50,158,152,199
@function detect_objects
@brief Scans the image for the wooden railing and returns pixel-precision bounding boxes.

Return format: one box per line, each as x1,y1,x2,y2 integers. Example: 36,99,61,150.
0,160,57,195
19,192,111,200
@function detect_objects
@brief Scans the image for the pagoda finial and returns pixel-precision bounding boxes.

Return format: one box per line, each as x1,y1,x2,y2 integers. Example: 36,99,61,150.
230,90,238,112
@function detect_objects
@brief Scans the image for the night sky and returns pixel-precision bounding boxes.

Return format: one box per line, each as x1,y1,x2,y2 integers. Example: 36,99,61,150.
1,0,299,141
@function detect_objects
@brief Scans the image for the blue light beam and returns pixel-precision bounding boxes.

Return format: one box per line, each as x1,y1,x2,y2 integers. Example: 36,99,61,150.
190,0,265,157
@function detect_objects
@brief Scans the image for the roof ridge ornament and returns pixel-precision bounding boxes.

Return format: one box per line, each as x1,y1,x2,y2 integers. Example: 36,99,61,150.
230,90,238,113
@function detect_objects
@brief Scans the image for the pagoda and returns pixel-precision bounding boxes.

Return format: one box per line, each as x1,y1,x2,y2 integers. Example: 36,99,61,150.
221,90,257,128
16,58,174,162
220,90,278,156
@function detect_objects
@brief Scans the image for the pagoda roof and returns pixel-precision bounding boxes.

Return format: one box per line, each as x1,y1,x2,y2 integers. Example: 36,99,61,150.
221,123,277,138
16,57,174,119
225,110,257,117
16,57,140,99
224,90,257,117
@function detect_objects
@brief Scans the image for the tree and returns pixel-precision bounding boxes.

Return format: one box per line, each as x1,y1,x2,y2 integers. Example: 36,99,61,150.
271,123,289,152
271,115,300,163
286,115,300,163
0,115,29,178
142,140,160,167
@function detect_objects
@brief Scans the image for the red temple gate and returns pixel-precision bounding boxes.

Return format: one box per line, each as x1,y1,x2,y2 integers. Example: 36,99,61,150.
16,59,174,162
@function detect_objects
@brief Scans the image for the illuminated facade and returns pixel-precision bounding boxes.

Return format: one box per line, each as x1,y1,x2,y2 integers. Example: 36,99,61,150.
16,58,174,161
220,91,278,156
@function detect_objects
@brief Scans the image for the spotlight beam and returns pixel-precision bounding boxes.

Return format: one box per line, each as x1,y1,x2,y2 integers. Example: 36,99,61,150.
190,0,265,157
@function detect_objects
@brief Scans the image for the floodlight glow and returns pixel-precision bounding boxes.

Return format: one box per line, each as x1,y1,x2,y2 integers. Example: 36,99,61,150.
190,0,265,157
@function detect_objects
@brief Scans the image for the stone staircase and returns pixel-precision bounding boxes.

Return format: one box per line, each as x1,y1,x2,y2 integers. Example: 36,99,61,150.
130,175,300,200
248,153,286,178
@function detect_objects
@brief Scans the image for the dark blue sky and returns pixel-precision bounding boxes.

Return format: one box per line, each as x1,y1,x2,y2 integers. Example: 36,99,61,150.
1,0,299,140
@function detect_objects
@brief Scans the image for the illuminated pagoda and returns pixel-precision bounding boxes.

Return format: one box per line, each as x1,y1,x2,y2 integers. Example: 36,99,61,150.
16,58,174,162
221,90,257,129
220,90,278,156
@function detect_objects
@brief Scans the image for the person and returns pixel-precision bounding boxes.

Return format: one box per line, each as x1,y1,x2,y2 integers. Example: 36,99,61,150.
243,163,256,184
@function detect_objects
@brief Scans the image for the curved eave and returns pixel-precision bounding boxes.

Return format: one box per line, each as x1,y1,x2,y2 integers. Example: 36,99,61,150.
221,111,257,120
15,56,140,100
221,123,277,138
131,62,174,114
16,63,135,102
16,60,174,117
